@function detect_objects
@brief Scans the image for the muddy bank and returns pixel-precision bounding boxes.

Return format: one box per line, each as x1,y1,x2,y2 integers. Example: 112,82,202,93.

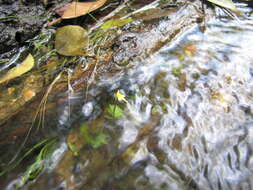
0,0,71,55
0,0,46,54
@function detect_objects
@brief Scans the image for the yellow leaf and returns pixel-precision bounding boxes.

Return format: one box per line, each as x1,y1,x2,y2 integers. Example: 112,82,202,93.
206,0,239,13
101,18,133,30
55,25,89,56
115,90,128,103
0,54,34,84
61,0,107,19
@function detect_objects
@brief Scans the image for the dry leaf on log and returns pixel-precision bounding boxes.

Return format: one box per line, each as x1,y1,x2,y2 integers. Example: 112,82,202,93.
56,0,107,19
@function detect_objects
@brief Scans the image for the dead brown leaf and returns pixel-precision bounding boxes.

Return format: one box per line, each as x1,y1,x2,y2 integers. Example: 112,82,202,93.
60,0,107,19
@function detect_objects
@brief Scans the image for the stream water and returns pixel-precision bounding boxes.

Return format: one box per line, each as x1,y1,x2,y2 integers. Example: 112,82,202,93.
3,3,253,190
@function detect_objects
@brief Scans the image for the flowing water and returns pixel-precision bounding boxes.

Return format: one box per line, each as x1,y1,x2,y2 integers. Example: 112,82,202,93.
3,4,253,190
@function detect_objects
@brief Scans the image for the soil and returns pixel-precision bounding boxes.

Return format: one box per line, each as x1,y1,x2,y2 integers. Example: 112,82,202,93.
0,0,69,56
0,0,46,54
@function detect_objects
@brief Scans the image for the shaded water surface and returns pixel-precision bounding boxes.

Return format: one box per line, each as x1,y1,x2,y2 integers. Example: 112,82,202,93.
4,8,253,190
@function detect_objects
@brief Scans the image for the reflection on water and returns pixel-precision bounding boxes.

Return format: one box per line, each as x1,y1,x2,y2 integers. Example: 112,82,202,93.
99,18,253,190
6,12,253,190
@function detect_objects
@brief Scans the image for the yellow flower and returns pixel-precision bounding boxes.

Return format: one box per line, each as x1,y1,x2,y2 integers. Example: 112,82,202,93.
115,90,128,103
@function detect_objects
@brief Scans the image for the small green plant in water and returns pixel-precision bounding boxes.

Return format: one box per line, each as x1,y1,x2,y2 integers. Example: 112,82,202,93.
21,139,56,184
0,138,55,177
106,104,124,119
101,18,133,30
80,124,107,149
6,138,57,189
171,65,185,77
67,142,79,156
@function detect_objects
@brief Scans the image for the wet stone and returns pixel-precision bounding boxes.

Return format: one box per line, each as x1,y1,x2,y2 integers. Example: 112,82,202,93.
112,32,141,65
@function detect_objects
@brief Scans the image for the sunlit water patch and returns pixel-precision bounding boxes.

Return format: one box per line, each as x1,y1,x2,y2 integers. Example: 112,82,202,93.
5,14,253,190
92,18,253,189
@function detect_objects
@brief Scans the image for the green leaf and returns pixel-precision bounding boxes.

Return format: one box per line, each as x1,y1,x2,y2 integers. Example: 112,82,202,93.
19,139,56,186
0,138,50,177
80,124,92,143
206,0,239,12
106,104,123,119
80,124,108,149
67,142,79,156
101,18,133,30
171,65,185,77
90,134,108,148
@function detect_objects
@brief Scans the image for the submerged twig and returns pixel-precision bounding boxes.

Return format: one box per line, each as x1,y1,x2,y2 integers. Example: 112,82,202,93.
7,72,63,165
